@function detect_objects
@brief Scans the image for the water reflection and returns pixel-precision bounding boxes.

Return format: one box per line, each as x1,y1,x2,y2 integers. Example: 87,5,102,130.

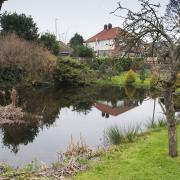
0,85,175,166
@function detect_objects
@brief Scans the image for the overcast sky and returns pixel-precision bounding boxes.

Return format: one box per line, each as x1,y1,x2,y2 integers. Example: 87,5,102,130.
2,0,169,43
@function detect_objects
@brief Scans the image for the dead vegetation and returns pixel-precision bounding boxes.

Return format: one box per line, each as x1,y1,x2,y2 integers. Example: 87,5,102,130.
36,135,102,179
0,34,56,84
0,134,103,179
0,88,43,125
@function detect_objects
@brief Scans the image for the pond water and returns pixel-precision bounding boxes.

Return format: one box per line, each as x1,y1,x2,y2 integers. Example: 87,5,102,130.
0,85,165,167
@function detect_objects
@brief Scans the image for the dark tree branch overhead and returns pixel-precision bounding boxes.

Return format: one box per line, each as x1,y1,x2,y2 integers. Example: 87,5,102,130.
112,0,180,158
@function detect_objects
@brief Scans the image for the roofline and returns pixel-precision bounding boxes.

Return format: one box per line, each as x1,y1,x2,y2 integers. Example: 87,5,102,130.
85,27,121,43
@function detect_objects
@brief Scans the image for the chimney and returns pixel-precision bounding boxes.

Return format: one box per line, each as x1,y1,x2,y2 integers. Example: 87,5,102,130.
108,23,112,29
104,24,108,30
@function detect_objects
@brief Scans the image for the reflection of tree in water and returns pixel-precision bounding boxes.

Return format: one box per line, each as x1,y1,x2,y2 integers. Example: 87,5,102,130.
96,86,126,107
1,123,39,154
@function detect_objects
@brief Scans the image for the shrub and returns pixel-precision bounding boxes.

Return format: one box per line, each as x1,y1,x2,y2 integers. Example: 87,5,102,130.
125,69,136,85
140,68,146,83
150,73,159,88
131,57,144,71
53,57,97,86
72,45,94,58
39,33,60,56
0,34,56,86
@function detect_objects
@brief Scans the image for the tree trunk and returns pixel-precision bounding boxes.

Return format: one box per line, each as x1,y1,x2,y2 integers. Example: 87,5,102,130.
164,86,178,157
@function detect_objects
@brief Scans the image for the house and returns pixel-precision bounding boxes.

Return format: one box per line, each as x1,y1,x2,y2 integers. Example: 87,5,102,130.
84,24,146,57
84,24,120,57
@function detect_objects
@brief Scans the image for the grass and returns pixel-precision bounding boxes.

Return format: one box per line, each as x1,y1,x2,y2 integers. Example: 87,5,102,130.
97,71,151,89
75,126,180,180
106,125,139,145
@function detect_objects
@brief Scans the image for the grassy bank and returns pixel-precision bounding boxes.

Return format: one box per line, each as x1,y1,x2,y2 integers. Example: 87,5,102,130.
97,71,151,89
1,126,180,179
75,126,180,180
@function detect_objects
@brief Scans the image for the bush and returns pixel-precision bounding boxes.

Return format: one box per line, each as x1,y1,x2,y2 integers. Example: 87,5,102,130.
131,57,144,71
125,69,136,85
39,33,60,56
111,57,132,71
0,34,56,86
150,73,159,88
53,57,97,86
72,45,94,58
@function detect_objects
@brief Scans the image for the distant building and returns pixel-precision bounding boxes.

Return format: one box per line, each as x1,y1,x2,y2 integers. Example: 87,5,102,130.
84,24,147,57
59,41,73,56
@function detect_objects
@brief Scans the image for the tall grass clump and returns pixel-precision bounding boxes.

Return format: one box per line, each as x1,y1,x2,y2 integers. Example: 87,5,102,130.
146,118,167,129
106,125,139,145
106,126,125,145
0,34,56,85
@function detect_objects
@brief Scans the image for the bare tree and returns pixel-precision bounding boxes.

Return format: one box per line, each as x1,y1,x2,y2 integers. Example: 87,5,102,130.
0,0,7,12
112,0,180,157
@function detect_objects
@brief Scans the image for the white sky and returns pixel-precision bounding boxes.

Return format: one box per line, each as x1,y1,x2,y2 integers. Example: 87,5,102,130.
2,0,169,43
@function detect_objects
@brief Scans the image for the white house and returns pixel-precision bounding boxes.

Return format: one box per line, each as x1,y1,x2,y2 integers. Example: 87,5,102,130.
85,24,147,57
84,24,120,57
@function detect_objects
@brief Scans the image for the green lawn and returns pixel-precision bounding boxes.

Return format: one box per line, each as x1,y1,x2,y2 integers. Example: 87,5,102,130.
75,127,180,180
97,71,151,89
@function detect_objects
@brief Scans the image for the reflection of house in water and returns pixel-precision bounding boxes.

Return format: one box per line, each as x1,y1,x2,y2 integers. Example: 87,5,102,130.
94,100,139,118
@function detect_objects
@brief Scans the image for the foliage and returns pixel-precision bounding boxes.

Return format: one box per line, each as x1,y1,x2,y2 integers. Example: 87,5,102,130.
0,12,39,41
139,68,146,82
39,32,60,56
125,69,136,85
0,34,56,86
72,45,94,58
69,33,84,47
89,57,123,79
113,57,132,71
131,57,144,71
97,71,151,88
53,57,97,86
150,74,159,88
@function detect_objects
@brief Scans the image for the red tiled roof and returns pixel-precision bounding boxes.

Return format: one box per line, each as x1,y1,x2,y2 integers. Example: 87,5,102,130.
85,27,122,43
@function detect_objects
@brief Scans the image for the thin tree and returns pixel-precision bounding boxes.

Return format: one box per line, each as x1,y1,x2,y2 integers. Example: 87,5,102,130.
112,0,180,157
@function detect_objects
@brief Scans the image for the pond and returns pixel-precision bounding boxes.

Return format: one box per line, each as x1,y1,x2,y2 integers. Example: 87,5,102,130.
0,85,165,167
